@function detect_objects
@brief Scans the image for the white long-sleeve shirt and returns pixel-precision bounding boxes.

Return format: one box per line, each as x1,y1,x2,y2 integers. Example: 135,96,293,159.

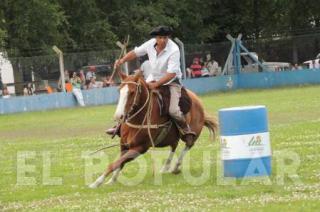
134,38,182,84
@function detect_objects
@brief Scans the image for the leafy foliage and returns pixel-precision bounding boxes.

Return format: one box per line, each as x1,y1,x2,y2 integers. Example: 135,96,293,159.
1,0,68,56
0,0,319,56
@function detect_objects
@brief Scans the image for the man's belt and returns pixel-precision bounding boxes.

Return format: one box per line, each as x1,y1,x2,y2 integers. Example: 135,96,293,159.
171,78,181,85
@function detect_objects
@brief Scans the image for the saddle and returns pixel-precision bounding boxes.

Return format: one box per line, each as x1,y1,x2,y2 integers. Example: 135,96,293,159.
110,85,192,143
154,85,192,116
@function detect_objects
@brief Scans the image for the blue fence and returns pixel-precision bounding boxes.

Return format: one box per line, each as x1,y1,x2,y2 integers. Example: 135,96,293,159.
237,69,320,89
1,69,320,114
0,86,119,114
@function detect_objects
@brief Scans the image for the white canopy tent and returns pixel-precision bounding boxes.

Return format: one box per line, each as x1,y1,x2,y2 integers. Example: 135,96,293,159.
0,52,15,94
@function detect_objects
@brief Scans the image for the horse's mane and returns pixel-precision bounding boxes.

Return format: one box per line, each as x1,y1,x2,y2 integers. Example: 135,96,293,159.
126,71,148,88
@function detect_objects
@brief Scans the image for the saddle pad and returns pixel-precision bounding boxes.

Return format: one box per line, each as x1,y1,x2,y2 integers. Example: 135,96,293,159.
157,86,192,116
180,87,192,114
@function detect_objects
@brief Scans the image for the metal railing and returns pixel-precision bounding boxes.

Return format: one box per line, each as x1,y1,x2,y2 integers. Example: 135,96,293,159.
1,33,319,96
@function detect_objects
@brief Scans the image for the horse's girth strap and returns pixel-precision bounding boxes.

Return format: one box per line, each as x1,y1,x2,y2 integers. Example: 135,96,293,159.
125,120,171,129
153,121,172,146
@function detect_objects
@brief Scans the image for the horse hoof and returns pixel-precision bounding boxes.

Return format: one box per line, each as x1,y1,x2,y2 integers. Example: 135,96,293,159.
160,167,171,174
106,180,115,186
160,169,170,174
171,169,181,175
88,183,99,189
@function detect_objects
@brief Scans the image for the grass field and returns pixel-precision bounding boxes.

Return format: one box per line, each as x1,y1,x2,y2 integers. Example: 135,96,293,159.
1,85,320,211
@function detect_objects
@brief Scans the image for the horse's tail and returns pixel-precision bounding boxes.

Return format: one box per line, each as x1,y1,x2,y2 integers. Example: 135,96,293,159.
204,112,219,142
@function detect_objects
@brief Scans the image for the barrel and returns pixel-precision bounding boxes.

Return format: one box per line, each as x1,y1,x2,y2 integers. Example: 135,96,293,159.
219,105,271,178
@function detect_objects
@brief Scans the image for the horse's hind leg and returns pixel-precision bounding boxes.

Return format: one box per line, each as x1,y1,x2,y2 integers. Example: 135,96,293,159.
171,136,195,174
171,146,189,174
89,146,146,188
160,142,178,173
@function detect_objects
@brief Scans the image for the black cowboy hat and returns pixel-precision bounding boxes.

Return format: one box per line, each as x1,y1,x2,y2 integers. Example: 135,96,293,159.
149,26,173,36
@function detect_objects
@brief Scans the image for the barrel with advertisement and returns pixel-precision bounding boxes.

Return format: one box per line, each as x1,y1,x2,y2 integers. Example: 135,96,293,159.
219,105,271,178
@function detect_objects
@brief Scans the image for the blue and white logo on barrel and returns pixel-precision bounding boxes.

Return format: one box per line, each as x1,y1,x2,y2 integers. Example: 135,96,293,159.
219,105,271,178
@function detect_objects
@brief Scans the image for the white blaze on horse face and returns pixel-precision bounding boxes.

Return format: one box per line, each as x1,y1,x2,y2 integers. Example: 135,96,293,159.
114,85,129,120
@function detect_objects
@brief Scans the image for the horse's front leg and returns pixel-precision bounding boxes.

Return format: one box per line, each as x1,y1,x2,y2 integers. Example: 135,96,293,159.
106,167,121,185
89,146,145,188
105,144,129,185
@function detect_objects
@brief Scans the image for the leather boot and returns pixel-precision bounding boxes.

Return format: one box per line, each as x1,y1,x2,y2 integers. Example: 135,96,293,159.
105,123,121,138
105,126,117,135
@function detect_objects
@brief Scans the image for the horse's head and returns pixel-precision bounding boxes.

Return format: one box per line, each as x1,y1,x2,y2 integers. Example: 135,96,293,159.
114,71,147,120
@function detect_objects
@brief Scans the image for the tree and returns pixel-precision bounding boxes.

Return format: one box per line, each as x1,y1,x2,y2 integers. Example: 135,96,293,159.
95,0,180,45
2,0,69,57
0,7,6,47
1,0,319,54
57,0,117,51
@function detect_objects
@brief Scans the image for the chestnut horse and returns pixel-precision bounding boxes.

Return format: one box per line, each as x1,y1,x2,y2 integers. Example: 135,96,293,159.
89,71,218,188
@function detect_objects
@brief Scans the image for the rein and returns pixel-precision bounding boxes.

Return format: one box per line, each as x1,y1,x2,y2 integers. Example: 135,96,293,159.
89,143,119,155
121,81,150,121
121,80,171,147
125,121,171,129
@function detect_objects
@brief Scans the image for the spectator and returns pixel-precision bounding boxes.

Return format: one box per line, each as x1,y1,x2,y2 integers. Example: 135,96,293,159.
23,85,29,96
79,69,86,89
204,54,220,76
201,66,210,77
0,76,3,97
84,79,91,90
309,60,316,69
71,71,85,106
88,77,99,89
46,86,53,94
86,66,96,80
44,80,53,94
2,85,10,98
23,82,35,95
187,57,202,78
199,57,204,66
65,80,73,93
291,63,302,71
64,69,70,81
315,59,320,69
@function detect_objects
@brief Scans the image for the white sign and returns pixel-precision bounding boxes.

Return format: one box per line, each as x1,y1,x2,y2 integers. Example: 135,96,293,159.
221,132,271,160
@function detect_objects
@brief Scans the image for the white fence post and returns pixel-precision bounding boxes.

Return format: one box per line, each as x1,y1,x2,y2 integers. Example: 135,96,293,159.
52,46,66,92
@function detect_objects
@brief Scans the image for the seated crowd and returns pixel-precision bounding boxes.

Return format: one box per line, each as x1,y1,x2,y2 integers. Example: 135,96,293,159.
62,66,116,93
0,65,119,98
186,54,220,78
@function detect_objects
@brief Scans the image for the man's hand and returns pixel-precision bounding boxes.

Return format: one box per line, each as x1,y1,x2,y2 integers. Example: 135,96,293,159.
114,59,124,69
114,51,137,69
147,82,159,90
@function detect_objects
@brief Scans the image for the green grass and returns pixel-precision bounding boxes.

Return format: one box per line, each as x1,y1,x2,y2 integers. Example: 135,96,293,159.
1,85,320,211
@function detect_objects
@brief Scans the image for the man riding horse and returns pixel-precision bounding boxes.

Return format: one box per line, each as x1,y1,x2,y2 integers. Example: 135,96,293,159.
89,26,218,188
106,25,196,141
